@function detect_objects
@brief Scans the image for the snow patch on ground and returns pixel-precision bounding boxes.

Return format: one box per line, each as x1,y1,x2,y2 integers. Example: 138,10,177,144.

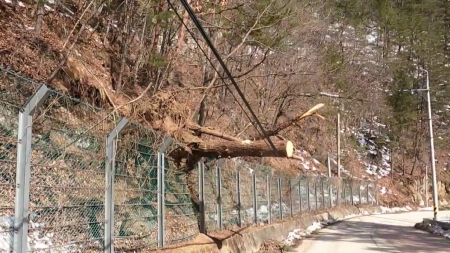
2,218,53,251
380,206,413,213
0,216,81,252
294,150,320,171
284,220,332,246
378,185,393,196
418,222,450,240
428,225,450,239
379,186,388,195
283,214,370,246
2,0,29,8
329,157,352,177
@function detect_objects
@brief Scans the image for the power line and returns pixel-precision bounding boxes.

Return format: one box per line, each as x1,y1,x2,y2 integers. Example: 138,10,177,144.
165,1,252,125
171,0,278,152
165,0,269,144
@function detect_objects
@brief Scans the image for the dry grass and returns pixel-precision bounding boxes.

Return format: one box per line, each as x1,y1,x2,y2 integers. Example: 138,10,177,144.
1,1,445,252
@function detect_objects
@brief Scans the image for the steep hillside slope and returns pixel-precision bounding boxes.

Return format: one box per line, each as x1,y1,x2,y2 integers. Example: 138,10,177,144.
1,0,448,207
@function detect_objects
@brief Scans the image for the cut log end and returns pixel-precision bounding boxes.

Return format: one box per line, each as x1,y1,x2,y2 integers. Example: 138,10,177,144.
286,140,294,157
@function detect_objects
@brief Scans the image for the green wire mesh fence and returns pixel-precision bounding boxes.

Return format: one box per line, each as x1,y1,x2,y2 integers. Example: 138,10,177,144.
0,67,378,252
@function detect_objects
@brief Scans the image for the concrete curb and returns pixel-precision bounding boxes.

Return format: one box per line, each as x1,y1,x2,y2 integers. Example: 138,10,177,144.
154,206,384,253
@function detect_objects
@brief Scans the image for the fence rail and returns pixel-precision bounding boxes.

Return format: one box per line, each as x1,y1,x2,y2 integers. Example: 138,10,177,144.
0,68,377,252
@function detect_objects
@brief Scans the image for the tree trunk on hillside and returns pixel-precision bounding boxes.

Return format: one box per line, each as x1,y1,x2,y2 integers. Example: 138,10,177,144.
35,2,44,37
177,0,192,52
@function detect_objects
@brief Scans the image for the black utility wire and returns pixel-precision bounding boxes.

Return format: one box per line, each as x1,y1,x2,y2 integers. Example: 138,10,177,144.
167,1,274,149
175,0,279,152
166,0,263,140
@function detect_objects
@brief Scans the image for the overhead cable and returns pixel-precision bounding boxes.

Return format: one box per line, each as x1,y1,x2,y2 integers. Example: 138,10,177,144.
170,0,278,152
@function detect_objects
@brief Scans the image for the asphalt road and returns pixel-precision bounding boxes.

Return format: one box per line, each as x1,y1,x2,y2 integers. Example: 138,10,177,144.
294,210,450,253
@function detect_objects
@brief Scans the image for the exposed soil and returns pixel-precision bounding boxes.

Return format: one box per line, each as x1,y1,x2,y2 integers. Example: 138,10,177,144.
1,2,448,253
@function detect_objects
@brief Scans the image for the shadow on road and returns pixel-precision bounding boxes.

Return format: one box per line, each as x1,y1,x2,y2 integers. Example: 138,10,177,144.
306,218,450,253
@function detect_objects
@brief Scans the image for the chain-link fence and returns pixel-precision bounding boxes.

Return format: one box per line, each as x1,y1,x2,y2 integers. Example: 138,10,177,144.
113,122,160,250
0,69,23,252
29,90,116,252
0,68,378,252
164,162,199,245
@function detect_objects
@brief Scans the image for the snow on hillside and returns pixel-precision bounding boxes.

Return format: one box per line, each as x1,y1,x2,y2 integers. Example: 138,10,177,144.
351,118,392,180
294,149,320,172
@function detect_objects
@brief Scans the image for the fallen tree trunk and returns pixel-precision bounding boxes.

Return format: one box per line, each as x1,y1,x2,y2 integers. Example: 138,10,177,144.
169,139,294,170
138,95,325,166
188,139,294,158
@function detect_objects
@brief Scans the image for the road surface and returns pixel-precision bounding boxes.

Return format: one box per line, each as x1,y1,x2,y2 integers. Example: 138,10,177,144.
294,210,450,253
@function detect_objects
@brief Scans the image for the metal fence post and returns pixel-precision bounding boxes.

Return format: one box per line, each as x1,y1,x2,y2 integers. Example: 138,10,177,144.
216,160,224,230
236,169,242,227
326,155,333,208
266,174,271,224
289,180,293,216
358,181,362,205
198,162,206,233
306,178,311,212
298,179,302,214
375,180,379,205
343,180,346,206
13,84,50,253
336,181,345,206
329,180,333,208
327,154,332,177
321,179,325,209
105,118,128,253
252,172,258,224
278,178,283,220
157,137,173,247
350,180,354,206
314,179,318,210
366,181,370,205
372,181,376,205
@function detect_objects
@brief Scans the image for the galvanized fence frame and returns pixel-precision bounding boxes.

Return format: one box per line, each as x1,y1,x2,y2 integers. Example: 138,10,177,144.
0,68,379,253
